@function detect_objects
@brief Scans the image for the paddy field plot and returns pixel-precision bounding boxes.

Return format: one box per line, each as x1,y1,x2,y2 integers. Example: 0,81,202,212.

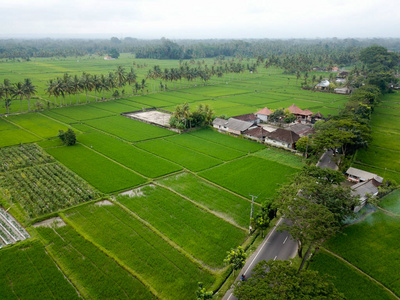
46,144,146,193
199,156,297,201
64,203,215,300
181,85,250,97
189,128,264,153
48,105,115,121
78,131,182,177
254,147,305,169
40,110,78,125
85,115,175,142
310,251,395,300
0,240,80,300
0,118,41,147
118,184,247,268
165,134,245,161
37,223,155,300
89,100,145,114
136,138,222,171
355,146,400,174
157,172,257,228
325,210,400,297
379,190,400,215
6,113,70,139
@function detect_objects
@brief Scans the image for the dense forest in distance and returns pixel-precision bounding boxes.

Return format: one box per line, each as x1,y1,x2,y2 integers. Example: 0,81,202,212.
1,37,400,63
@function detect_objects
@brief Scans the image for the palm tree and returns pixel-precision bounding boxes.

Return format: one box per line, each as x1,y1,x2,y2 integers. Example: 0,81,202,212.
81,72,93,103
22,78,37,112
71,75,83,104
92,75,101,102
12,82,25,113
99,74,109,99
126,68,137,95
62,74,72,105
115,66,127,88
1,79,14,114
107,72,117,98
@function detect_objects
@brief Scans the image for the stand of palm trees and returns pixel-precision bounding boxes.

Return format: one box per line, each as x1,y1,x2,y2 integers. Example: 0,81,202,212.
0,78,37,114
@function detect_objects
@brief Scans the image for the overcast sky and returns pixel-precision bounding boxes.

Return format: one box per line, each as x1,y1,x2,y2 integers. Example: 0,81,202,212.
1,0,398,39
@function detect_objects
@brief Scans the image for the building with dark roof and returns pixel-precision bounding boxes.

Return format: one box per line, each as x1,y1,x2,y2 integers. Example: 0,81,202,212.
265,128,300,149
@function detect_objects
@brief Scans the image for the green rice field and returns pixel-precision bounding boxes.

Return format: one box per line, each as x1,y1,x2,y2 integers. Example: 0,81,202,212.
379,190,400,215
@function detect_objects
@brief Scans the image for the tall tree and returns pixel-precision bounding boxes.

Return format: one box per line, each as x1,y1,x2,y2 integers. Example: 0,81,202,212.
224,246,247,276
81,72,93,103
1,79,14,114
233,260,344,300
22,78,36,112
115,66,127,88
12,81,25,113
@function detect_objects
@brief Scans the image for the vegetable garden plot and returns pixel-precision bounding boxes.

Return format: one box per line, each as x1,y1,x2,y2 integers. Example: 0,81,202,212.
0,240,80,300
189,128,264,153
118,185,247,268
1,162,100,218
6,113,69,139
49,105,115,121
85,115,175,142
157,172,257,228
0,144,53,172
78,131,182,177
37,224,155,300
136,138,222,172
310,251,394,300
65,203,215,300
199,156,297,200
165,134,245,161
46,144,146,193
325,210,400,297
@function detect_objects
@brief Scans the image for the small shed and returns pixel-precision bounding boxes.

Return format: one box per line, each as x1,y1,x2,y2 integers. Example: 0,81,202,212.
213,118,228,130
334,87,351,94
315,80,330,90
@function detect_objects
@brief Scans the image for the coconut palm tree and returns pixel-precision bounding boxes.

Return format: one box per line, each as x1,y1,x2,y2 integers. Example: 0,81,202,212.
99,74,109,99
115,66,127,88
62,74,72,105
71,75,83,104
12,82,25,113
81,72,93,103
92,75,101,102
126,68,137,95
1,79,14,114
107,72,117,98
22,78,37,112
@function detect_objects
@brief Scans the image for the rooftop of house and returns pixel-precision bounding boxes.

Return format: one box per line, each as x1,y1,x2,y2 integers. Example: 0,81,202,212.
316,80,330,88
213,117,227,126
289,123,315,136
245,126,269,138
256,107,273,116
226,118,254,132
351,180,379,200
267,128,300,144
231,113,259,122
287,104,305,115
346,167,383,183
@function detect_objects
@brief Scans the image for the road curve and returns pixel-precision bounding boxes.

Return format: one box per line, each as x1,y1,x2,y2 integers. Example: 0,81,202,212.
221,218,297,300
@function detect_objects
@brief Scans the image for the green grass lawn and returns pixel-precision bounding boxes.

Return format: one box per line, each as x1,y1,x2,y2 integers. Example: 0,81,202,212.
199,156,298,201
117,184,247,268
0,240,80,300
64,202,215,300
157,172,257,228
37,224,154,300
46,144,147,193
85,115,175,142
325,210,400,297
136,138,222,172
310,251,395,300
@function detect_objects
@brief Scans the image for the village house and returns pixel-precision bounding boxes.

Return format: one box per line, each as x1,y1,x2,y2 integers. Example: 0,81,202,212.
243,126,270,142
255,107,273,122
315,80,330,90
346,167,383,184
231,113,260,125
351,179,380,212
212,117,255,135
289,123,315,137
334,87,351,94
287,104,313,123
264,128,300,149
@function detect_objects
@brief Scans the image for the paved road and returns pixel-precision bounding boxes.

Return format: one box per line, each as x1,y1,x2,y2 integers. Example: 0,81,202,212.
316,150,339,170
221,218,298,300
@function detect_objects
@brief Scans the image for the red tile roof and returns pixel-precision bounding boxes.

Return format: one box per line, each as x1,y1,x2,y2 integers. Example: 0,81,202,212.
256,107,273,116
302,109,313,116
287,104,305,115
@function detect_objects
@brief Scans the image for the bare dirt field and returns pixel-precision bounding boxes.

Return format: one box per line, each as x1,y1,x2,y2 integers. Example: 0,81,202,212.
125,110,171,127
